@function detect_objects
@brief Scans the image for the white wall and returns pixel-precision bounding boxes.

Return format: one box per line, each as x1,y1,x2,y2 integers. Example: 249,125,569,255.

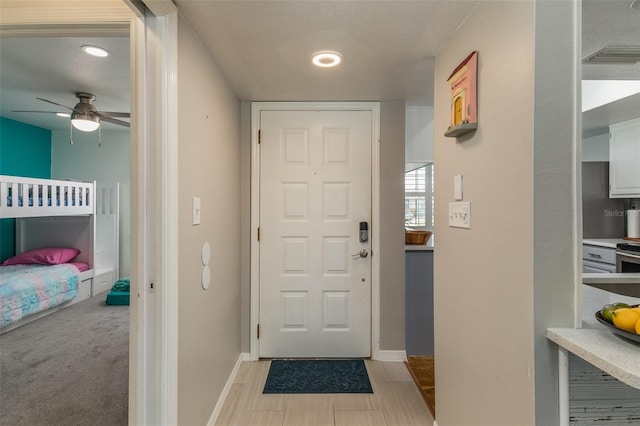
582,80,640,112
51,129,131,277
532,2,579,423
582,133,609,162
405,105,433,164
177,16,241,425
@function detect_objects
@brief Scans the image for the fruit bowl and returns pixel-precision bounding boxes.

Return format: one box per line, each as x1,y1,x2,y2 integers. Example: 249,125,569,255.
595,311,640,344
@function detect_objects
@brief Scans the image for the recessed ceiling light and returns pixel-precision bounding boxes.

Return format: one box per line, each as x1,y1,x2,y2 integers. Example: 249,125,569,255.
81,45,109,58
56,112,71,118
312,51,342,68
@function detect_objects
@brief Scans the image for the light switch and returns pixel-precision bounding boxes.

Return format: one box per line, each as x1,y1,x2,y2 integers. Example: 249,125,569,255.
454,174,463,201
192,197,201,225
449,201,471,229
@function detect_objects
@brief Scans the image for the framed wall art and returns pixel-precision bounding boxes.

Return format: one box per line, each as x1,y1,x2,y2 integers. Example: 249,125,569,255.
444,51,478,138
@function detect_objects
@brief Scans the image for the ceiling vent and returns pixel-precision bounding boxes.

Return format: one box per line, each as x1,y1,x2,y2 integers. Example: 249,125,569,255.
583,46,640,64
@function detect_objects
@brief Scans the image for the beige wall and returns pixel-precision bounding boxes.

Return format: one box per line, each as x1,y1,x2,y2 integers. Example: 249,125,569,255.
177,17,241,425
433,1,536,424
379,101,406,350
434,1,578,424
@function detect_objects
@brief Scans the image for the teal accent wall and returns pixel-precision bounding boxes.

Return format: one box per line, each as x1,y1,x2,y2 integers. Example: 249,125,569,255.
0,117,51,262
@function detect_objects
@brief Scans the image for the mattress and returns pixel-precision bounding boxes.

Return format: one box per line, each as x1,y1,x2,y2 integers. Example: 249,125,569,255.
0,264,79,328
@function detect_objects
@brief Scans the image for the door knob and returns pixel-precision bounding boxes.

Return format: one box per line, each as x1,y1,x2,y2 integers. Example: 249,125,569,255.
351,249,368,259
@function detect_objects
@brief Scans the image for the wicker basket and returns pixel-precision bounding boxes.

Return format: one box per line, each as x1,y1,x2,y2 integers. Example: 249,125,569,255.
405,230,432,245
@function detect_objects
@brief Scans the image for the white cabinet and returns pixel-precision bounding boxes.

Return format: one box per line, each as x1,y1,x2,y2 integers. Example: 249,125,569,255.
74,277,93,303
609,117,640,198
582,244,616,273
92,269,114,296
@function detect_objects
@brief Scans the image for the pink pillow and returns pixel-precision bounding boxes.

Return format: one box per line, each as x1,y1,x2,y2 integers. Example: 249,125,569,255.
69,262,90,272
2,247,80,266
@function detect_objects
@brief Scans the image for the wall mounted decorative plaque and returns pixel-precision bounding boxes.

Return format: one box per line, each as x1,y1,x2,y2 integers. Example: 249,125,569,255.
445,51,478,138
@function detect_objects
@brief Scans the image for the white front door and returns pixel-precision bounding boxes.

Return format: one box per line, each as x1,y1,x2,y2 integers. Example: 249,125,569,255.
259,109,372,358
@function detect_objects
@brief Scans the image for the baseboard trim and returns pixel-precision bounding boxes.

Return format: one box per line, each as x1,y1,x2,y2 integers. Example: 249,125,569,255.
240,352,251,361
373,350,407,362
207,354,243,426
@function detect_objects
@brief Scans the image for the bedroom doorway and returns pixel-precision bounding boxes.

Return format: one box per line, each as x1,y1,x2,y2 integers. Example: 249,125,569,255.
0,37,133,426
0,1,143,424
3,2,180,423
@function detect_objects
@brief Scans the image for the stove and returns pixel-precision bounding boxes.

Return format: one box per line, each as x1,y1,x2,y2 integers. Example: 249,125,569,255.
616,243,640,273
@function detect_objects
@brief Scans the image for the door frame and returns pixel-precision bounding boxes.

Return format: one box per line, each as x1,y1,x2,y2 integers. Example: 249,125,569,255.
1,1,179,423
250,102,381,361
131,2,179,424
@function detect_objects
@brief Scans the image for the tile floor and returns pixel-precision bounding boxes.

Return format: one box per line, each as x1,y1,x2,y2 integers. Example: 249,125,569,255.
215,360,435,426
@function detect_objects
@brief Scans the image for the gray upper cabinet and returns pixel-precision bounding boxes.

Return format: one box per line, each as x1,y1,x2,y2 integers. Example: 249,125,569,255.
609,117,640,198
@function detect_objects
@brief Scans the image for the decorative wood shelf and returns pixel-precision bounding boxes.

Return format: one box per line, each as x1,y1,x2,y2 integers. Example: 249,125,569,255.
444,122,477,138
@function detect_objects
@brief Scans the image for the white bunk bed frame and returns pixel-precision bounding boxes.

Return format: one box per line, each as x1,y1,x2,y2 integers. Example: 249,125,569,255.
0,175,120,333
0,175,94,218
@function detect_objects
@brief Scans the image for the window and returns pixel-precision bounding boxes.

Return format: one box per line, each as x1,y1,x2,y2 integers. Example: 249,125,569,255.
405,164,434,230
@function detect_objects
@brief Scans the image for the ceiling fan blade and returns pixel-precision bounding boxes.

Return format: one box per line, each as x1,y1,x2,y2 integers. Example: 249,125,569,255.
99,116,130,128
36,97,75,111
12,110,66,114
95,111,130,118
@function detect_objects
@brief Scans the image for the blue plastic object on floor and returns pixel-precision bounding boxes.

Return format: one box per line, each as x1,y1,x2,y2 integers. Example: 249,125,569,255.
105,290,129,306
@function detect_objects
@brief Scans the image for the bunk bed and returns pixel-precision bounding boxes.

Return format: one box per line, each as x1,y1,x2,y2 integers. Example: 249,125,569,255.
0,175,119,333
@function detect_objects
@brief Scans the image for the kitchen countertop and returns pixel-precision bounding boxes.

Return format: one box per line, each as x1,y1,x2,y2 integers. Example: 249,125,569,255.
405,244,434,251
405,234,434,251
547,284,640,391
547,324,640,390
583,238,627,249
583,273,640,298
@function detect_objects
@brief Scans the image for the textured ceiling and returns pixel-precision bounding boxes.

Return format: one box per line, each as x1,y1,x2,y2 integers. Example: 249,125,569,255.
0,0,638,132
582,0,640,80
174,0,478,103
0,36,130,131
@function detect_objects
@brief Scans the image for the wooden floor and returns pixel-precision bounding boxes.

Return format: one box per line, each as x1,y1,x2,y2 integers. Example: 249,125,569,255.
405,356,435,417
215,360,435,426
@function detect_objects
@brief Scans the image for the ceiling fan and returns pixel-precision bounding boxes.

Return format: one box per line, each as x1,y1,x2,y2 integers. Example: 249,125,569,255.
13,92,130,132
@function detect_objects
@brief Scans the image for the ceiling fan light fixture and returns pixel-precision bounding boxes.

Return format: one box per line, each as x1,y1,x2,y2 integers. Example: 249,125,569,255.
81,45,109,58
312,51,342,68
71,114,100,132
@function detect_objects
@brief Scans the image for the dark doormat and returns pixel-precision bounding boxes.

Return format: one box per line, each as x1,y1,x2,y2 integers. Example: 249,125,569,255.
263,359,373,394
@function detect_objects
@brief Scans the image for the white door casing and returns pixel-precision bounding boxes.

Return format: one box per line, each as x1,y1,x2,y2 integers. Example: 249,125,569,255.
0,2,179,423
255,105,378,358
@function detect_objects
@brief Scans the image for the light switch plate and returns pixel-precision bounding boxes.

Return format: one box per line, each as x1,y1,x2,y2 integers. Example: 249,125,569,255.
449,201,471,229
192,197,201,225
454,174,463,200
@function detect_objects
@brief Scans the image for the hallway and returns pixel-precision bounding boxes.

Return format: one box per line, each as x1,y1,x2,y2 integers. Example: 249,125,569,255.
215,360,434,426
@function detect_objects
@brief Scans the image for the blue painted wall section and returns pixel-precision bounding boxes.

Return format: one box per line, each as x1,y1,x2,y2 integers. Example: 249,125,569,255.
0,117,51,262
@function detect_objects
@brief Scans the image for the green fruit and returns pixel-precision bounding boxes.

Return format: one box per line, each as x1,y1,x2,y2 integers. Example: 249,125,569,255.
601,303,631,323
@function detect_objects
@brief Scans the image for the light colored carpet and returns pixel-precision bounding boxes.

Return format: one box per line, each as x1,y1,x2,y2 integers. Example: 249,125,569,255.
0,295,129,426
